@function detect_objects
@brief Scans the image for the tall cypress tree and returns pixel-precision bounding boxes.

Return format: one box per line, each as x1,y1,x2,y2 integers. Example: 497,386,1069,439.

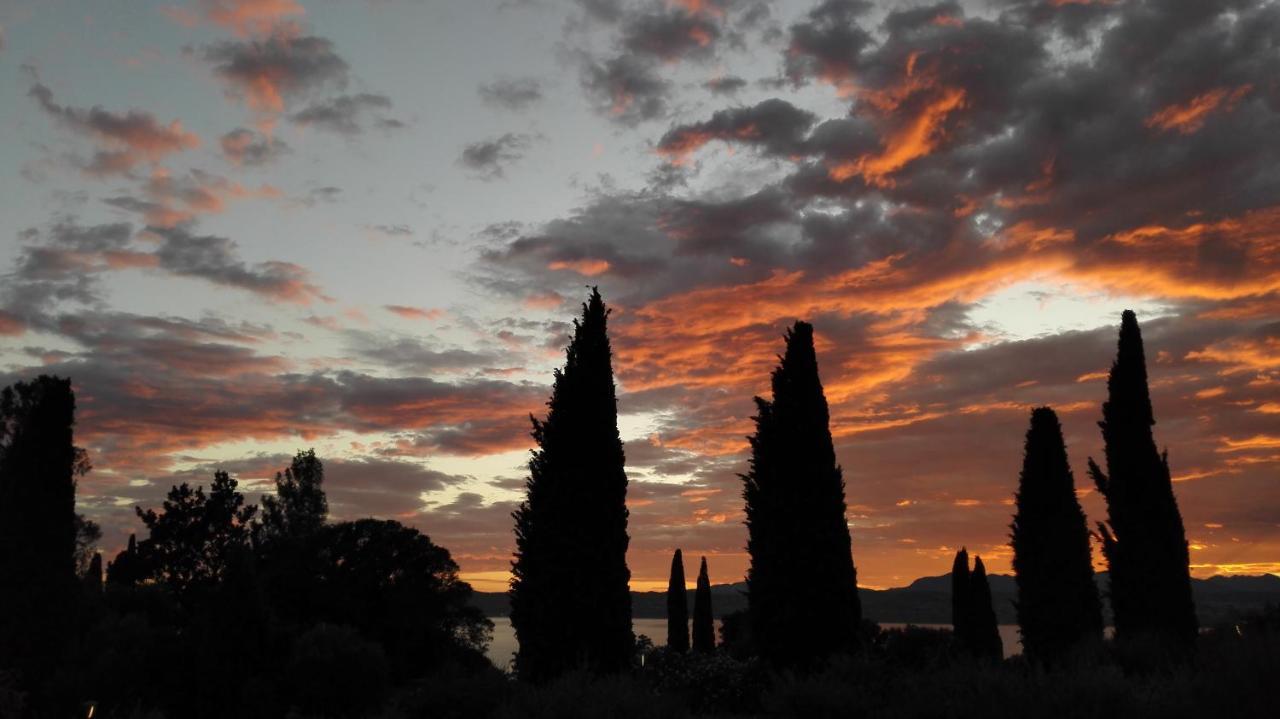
692,556,715,653
510,288,633,681
0,376,82,701
666,549,689,653
107,533,142,588
743,321,861,668
1011,407,1103,664
951,547,971,648
969,556,1003,661
1089,311,1197,654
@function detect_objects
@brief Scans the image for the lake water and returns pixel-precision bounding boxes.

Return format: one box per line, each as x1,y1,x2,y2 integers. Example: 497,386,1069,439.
484,617,1025,669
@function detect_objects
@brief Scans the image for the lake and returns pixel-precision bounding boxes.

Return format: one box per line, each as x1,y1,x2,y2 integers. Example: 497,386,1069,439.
484,617,1026,669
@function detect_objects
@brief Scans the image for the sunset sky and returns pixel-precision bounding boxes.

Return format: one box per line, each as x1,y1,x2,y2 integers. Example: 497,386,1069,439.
2,0,1278,592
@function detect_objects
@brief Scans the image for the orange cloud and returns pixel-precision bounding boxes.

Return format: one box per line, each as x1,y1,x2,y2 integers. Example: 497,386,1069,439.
202,0,304,36
384,305,445,321
547,258,612,276
1145,85,1252,135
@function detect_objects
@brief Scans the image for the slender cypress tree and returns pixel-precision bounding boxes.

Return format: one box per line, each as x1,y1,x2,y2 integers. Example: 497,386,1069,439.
692,556,715,653
666,549,689,653
969,557,1003,661
743,321,861,668
510,288,633,681
1011,407,1103,664
0,376,82,699
83,552,104,593
1089,311,1197,654
951,547,971,648
107,533,142,588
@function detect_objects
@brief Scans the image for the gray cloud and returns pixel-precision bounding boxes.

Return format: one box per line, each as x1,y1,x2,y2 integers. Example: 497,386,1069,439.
220,127,290,166
478,77,544,110
458,133,537,180
290,93,397,135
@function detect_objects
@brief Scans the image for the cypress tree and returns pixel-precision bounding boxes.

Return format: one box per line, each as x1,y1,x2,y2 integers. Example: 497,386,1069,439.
951,547,970,648
0,376,82,701
107,533,142,588
743,321,861,668
83,552,104,593
666,549,689,653
692,556,715,653
1011,407,1103,664
1089,311,1197,654
969,557,1003,661
510,288,632,681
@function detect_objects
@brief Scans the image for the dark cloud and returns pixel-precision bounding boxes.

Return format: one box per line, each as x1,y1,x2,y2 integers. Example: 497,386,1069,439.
27,81,200,176
365,224,414,238
477,77,544,110
220,127,290,166
290,93,398,135
458,133,536,180
579,53,670,126
342,330,501,374
656,98,817,162
704,75,748,95
146,226,326,303
203,31,348,111
621,6,720,62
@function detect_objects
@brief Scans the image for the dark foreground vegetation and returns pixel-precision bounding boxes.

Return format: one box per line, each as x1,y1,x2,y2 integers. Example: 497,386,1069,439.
0,290,1274,717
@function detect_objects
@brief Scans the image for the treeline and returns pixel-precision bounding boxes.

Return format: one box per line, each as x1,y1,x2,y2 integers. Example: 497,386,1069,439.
0,290,1271,718
0,384,490,717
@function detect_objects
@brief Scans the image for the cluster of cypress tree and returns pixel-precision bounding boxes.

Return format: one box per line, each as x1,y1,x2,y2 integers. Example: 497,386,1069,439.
1008,311,1197,666
510,288,634,681
951,548,1003,661
664,550,717,655
742,322,862,668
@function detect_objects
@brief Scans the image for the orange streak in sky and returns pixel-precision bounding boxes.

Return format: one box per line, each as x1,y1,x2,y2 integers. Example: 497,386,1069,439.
830,87,966,186
1145,85,1252,134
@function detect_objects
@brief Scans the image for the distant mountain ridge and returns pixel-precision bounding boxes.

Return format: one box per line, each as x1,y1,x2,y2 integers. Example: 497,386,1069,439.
471,573,1280,626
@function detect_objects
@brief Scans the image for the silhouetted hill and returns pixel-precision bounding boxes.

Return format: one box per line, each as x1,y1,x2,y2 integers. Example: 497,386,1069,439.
471,573,1280,625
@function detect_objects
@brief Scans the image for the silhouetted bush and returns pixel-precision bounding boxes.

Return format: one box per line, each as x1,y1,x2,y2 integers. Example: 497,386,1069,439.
286,624,390,719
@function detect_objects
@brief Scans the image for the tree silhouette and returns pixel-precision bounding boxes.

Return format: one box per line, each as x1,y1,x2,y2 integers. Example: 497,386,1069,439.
135,470,257,596
1089,311,1197,654
951,547,971,649
692,556,715,653
106,533,143,588
969,556,1003,661
83,552,104,593
261,448,328,541
0,376,83,700
510,288,633,681
666,549,689,653
743,321,861,668
1011,407,1103,664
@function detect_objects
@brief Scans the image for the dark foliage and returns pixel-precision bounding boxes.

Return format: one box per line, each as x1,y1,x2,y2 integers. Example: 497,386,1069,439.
692,556,715,653
106,533,143,587
969,557,1004,662
951,547,971,648
286,623,390,718
666,549,689,653
260,448,328,541
510,288,633,681
1089,311,1198,656
134,470,257,597
1012,407,1104,665
742,321,862,668
0,376,83,712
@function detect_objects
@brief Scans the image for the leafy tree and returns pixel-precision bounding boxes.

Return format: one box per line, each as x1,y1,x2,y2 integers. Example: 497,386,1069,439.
135,470,257,596
1011,407,1103,664
260,448,328,541
951,547,971,648
743,321,862,668
314,519,492,680
1089,311,1197,654
510,288,633,681
692,556,715,653
969,556,1003,662
0,375,83,705
285,623,390,719
74,513,102,576
666,549,689,653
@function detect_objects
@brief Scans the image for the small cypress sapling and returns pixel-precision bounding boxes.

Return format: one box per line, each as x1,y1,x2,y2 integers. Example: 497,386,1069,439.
692,556,715,653
666,549,689,653
969,556,1003,662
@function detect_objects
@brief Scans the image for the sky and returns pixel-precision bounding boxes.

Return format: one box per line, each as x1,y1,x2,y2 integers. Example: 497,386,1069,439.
1,0,1278,592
